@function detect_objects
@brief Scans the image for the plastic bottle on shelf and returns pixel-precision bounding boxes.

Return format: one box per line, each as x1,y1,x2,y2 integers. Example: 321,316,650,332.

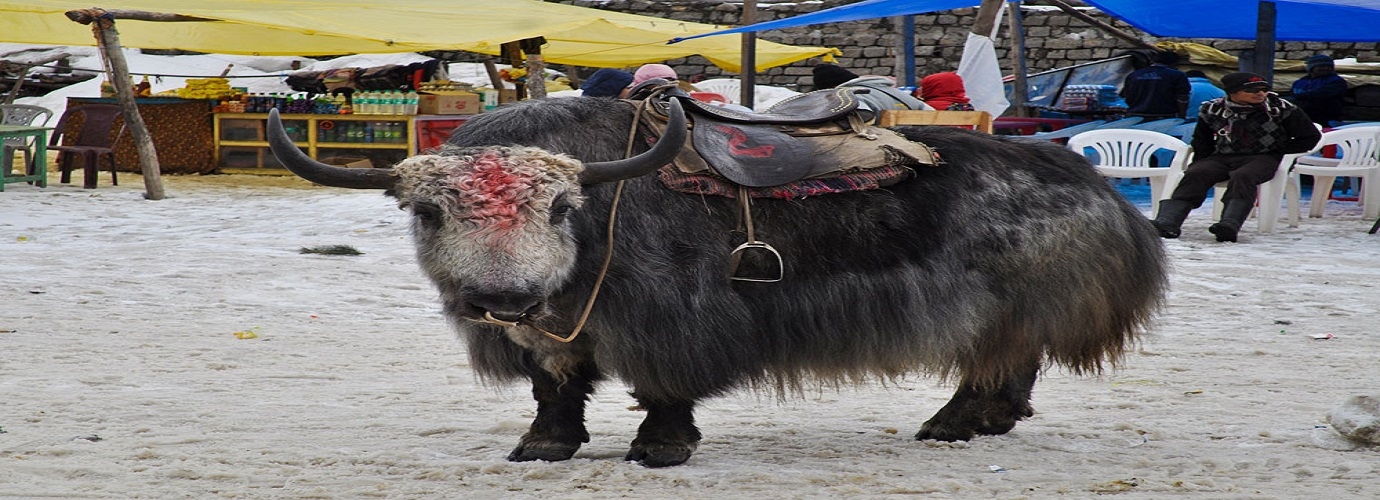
355,91,370,114
404,90,419,115
381,91,395,115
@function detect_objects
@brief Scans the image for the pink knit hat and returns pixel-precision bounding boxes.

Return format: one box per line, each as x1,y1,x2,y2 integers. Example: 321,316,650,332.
632,64,678,86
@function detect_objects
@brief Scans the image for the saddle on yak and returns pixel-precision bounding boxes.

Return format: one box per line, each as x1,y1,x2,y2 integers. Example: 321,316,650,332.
630,82,939,197
625,82,942,282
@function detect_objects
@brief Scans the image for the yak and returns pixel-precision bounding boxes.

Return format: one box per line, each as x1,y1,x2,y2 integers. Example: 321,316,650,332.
266,94,1166,468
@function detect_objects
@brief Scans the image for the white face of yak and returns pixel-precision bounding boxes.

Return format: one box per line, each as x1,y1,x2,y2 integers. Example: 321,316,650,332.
390,146,586,324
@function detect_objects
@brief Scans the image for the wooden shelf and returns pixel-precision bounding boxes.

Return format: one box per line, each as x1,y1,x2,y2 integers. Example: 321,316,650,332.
213,112,417,170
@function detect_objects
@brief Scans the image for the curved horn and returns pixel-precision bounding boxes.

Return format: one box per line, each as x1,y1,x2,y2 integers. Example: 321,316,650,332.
266,109,396,190
578,98,686,184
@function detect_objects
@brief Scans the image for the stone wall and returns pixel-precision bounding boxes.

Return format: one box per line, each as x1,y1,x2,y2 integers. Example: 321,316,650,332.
502,1,1380,92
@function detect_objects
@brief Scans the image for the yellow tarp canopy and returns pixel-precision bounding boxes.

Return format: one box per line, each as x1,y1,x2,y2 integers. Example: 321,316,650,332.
0,1,838,72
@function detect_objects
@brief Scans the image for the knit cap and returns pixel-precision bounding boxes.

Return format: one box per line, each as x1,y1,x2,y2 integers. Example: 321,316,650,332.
580,68,634,98
1305,54,1334,72
1220,72,1270,93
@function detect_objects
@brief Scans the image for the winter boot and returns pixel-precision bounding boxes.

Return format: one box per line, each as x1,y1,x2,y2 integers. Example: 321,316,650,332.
1149,199,1194,239
1208,199,1254,243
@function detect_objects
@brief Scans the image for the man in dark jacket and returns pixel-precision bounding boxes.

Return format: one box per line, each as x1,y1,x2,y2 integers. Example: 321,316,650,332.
1150,72,1322,242
1290,54,1349,127
1120,51,1191,119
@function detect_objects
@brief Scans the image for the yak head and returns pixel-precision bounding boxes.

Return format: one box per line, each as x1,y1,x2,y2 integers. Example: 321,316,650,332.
265,101,684,326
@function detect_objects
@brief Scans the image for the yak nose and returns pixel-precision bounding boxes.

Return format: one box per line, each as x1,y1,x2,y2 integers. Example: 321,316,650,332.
466,290,543,323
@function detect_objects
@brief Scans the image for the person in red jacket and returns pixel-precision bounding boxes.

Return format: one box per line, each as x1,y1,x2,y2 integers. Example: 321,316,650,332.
918,72,975,111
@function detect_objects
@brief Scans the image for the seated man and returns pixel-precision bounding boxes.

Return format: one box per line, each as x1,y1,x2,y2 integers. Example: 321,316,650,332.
1150,72,1321,243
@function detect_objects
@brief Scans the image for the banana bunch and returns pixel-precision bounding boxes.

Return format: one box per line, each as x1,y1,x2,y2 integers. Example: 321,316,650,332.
176,78,240,99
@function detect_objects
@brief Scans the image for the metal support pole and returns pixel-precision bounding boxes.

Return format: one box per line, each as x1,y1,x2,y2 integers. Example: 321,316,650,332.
740,0,758,108
1253,1,1277,83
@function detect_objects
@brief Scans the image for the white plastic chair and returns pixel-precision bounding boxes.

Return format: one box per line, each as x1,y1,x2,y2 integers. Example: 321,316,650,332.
1187,123,1325,234
1284,126,1380,225
693,79,741,104
1068,129,1190,217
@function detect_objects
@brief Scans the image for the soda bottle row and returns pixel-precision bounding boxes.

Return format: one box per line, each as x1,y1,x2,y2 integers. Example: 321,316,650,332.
354,90,419,115
318,120,409,144
242,92,319,114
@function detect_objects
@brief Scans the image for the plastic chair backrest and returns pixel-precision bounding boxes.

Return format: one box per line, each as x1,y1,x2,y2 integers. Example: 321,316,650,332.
1,104,54,146
693,79,742,104
1,104,54,128
1067,129,1189,168
689,92,729,104
1317,126,1380,168
49,104,124,149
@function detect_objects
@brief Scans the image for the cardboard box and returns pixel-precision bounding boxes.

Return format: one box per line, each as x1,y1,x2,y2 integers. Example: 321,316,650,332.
418,91,481,115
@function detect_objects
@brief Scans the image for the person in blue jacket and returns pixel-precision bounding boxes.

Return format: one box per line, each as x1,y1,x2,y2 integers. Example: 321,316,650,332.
1290,55,1349,127
1184,70,1226,122
1120,51,1191,119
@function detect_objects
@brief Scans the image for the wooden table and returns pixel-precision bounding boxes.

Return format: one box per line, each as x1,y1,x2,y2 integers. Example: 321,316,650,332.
0,124,50,191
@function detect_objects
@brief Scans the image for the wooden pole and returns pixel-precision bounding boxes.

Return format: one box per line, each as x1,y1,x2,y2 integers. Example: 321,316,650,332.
501,42,525,100
66,8,165,200
1007,1,1031,117
972,0,1004,38
740,0,758,109
519,37,547,100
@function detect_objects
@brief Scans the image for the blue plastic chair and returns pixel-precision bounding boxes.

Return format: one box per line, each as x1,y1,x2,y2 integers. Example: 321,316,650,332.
1167,122,1198,143
1132,118,1185,134
1027,120,1107,141
1095,116,1145,129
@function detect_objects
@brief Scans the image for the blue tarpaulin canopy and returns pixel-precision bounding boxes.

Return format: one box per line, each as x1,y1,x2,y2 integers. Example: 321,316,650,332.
1083,0,1380,42
673,0,1380,43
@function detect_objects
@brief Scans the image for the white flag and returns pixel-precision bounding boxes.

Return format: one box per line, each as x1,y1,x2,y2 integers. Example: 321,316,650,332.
957,2,1011,121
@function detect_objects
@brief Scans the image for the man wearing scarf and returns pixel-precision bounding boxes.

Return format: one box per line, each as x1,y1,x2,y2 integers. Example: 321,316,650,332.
1150,72,1321,242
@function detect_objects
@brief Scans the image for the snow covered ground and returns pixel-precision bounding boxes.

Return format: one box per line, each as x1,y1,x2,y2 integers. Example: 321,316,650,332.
2,169,1378,499
1,42,1378,500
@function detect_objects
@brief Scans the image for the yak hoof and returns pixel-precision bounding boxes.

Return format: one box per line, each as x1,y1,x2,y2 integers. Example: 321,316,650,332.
915,400,1034,442
506,437,581,463
625,441,697,468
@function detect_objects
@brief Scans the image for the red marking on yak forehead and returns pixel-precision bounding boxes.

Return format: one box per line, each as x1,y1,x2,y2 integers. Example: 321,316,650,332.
448,150,548,234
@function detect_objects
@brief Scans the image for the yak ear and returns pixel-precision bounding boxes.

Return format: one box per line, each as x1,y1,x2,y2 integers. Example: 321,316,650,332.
267,109,397,190
578,98,685,185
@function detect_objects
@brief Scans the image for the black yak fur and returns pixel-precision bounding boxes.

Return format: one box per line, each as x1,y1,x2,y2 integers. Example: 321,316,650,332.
390,97,1166,467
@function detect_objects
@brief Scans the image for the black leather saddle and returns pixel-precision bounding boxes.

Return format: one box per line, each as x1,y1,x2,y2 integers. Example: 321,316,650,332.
635,82,886,187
